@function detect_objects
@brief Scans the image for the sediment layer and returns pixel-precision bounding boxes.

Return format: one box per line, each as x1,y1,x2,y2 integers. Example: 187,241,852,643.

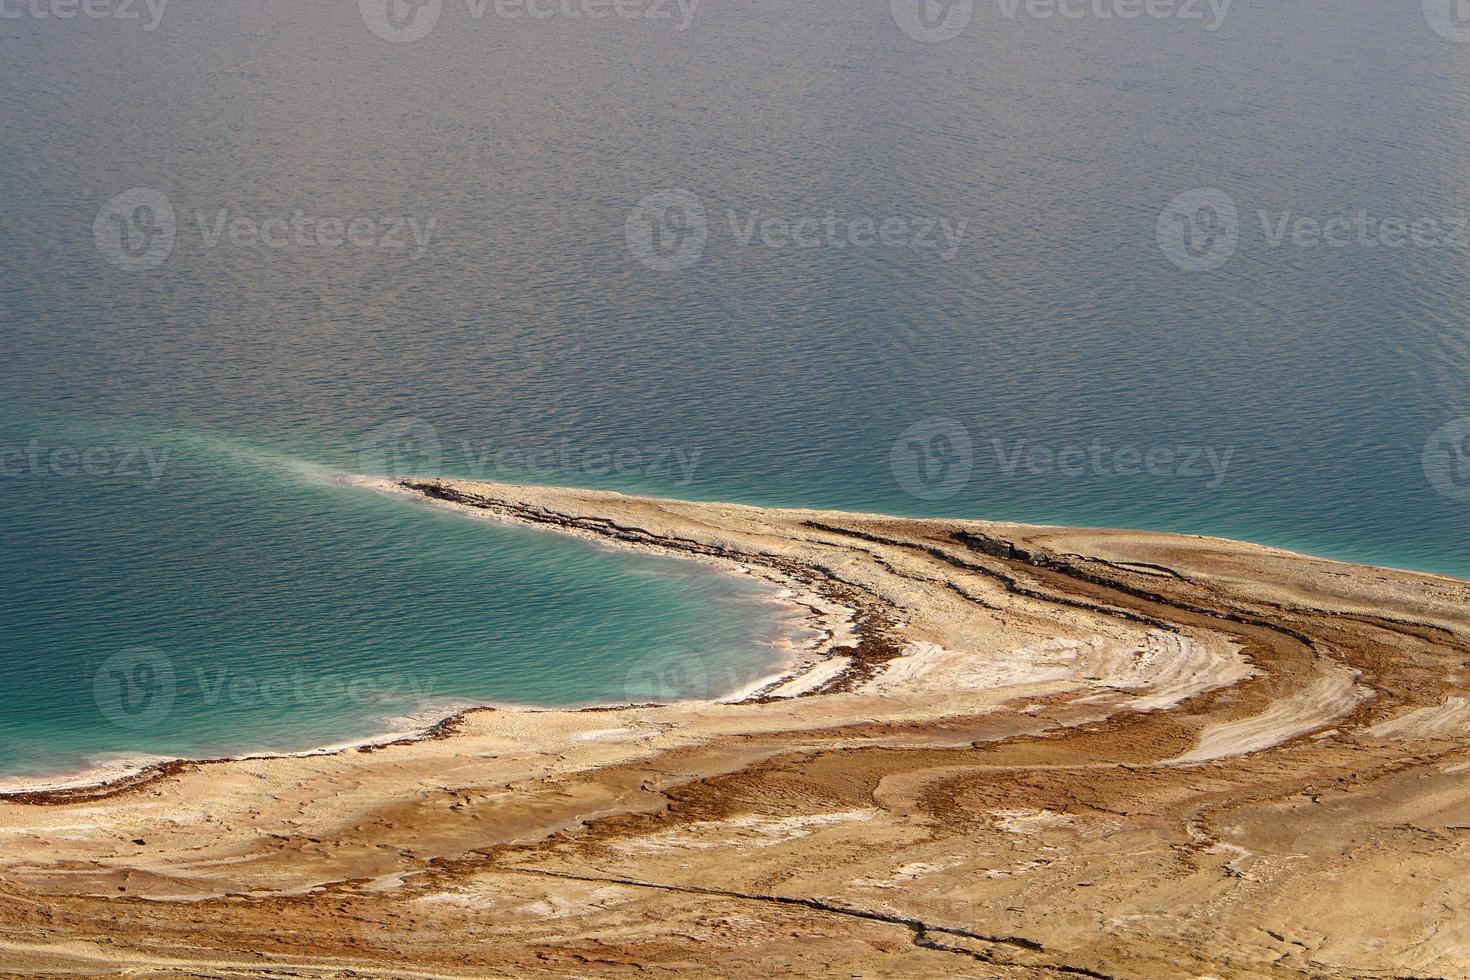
2,478,1469,977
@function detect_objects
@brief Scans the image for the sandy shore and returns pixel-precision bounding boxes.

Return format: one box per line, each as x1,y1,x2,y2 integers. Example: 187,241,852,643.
2,478,1469,977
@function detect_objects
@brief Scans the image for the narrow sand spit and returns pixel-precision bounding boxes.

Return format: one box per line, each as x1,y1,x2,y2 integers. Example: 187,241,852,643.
2,478,1469,977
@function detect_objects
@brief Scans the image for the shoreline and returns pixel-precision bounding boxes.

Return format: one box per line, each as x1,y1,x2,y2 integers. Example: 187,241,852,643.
5,477,1470,976
0,478,863,798
6,473,1458,801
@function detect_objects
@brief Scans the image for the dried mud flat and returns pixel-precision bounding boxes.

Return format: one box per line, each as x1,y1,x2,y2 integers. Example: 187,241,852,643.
3,479,1470,978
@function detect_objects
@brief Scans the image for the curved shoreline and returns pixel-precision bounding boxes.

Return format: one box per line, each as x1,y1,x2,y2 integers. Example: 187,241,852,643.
4,478,1470,976
9,472,1455,804
0,476,871,801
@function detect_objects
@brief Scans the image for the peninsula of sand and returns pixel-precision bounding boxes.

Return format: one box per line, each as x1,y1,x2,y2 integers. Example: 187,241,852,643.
3,478,1470,978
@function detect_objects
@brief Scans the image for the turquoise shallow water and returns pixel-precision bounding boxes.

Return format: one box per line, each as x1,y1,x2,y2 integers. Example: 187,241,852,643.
0,413,802,781
3,0,1470,779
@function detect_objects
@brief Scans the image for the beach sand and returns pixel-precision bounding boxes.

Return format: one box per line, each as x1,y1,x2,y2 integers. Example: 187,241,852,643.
2,478,1469,977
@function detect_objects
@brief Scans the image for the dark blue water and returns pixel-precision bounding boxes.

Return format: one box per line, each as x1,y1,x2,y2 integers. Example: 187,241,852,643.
2,0,1467,779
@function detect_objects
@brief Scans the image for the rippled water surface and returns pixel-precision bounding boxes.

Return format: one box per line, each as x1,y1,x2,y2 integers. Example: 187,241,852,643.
2,0,1468,778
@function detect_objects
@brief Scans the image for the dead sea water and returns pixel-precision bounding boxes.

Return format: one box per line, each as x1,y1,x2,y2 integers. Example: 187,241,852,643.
2,0,1468,779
